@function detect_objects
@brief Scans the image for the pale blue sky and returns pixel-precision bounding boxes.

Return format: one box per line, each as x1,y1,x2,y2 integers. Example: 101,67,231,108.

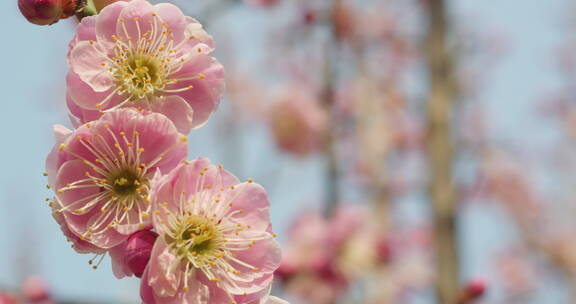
0,0,569,303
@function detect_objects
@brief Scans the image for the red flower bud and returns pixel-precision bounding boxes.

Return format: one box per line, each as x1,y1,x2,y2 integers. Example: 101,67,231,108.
465,279,486,298
124,230,158,278
458,279,487,303
18,0,76,26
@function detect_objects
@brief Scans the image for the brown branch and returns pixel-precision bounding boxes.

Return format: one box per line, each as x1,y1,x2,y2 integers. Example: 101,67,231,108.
321,0,342,217
423,0,460,303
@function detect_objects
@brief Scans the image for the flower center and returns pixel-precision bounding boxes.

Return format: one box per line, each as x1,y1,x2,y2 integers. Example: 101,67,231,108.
109,168,143,197
114,53,165,99
168,215,221,257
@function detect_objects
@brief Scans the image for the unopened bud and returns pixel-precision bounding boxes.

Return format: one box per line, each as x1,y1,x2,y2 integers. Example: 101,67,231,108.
124,230,158,278
458,279,487,304
18,0,76,26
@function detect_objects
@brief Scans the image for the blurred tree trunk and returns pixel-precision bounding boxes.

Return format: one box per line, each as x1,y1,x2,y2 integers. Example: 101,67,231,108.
423,0,460,303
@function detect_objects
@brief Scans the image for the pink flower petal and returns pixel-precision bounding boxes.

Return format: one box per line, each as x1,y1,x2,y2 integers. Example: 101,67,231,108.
229,183,272,232
146,239,180,297
70,41,114,92
148,96,194,134
115,0,155,42
154,3,188,43
167,55,225,129
95,0,128,46
67,71,123,110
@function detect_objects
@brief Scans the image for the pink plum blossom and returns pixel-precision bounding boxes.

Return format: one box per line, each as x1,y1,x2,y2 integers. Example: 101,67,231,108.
46,108,188,251
67,0,225,134
140,158,282,304
269,89,328,157
110,229,158,278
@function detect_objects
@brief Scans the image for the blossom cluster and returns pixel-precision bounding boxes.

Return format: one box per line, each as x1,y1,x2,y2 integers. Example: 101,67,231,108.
28,0,286,303
277,205,389,304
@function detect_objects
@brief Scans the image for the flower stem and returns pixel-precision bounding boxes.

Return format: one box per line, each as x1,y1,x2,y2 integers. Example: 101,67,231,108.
75,0,98,21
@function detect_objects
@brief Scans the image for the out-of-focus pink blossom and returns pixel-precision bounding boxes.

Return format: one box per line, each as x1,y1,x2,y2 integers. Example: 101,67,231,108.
110,230,158,278
18,0,76,25
280,205,386,303
46,108,188,250
270,89,328,157
226,71,270,119
329,206,383,278
0,293,16,304
481,152,540,220
67,0,225,133
496,250,536,296
140,158,282,304
21,276,51,303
